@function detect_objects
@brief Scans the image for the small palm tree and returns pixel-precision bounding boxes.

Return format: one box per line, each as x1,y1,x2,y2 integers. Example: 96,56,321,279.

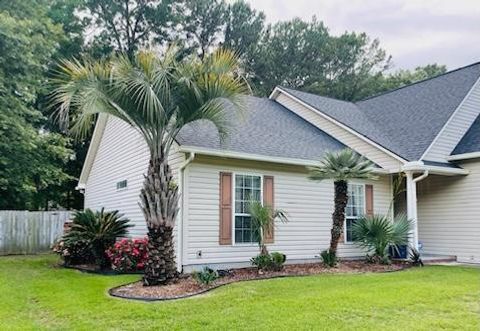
248,201,288,256
352,214,411,263
51,48,248,285
308,149,377,256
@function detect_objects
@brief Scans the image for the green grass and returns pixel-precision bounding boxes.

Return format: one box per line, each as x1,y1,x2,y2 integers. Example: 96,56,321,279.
0,255,479,330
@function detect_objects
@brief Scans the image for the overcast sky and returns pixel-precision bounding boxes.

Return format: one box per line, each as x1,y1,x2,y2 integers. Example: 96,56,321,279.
246,0,480,71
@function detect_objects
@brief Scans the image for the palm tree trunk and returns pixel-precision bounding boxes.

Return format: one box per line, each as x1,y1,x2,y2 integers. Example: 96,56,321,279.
140,151,179,286
329,180,348,254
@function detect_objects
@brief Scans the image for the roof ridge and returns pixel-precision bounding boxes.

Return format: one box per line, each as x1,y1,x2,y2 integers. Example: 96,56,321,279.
278,86,356,105
357,61,480,103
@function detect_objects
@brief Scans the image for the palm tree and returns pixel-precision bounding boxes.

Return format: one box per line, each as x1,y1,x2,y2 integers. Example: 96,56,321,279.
248,201,288,256
51,48,249,285
308,149,377,256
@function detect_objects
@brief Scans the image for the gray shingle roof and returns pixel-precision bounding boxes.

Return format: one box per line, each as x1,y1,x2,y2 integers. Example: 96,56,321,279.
451,114,480,155
280,62,480,161
176,96,346,161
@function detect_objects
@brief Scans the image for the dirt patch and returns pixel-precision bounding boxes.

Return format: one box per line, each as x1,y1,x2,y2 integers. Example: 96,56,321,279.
110,260,410,301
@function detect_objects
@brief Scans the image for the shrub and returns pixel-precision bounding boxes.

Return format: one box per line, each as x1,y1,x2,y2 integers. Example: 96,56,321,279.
52,238,93,266
193,267,219,286
352,214,411,264
106,238,148,272
270,252,286,271
60,208,132,268
251,252,286,271
320,249,337,267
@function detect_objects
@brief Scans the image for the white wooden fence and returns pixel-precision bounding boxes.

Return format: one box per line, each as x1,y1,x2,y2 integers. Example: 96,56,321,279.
0,211,72,255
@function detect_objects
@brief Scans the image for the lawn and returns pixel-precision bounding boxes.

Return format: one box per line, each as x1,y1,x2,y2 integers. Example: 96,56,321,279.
0,255,478,330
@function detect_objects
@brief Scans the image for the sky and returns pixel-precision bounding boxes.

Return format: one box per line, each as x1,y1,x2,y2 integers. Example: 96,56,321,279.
245,0,480,71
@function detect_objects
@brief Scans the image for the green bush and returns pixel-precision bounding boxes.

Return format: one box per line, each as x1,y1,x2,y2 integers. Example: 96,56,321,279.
320,249,337,267
352,214,411,264
251,252,286,271
60,208,132,268
193,267,219,286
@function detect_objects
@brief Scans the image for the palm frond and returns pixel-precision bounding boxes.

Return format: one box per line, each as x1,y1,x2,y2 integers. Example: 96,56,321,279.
351,214,412,258
308,148,378,182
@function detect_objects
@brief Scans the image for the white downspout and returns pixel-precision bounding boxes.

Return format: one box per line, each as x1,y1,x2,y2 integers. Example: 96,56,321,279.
405,169,429,252
177,152,195,273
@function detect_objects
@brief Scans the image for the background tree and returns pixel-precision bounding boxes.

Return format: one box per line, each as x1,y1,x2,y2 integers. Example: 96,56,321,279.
51,48,248,285
308,149,377,258
81,0,179,58
0,1,71,210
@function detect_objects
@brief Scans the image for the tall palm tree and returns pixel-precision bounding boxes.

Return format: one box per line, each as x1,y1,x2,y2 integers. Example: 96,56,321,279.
51,48,249,285
308,149,377,256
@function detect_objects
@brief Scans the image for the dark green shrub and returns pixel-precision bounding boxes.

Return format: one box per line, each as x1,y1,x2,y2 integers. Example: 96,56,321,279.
193,267,219,286
251,252,286,271
61,208,132,268
320,249,337,267
270,252,286,271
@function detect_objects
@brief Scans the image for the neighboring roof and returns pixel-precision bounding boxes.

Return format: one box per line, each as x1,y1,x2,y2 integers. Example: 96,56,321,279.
278,62,480,161
451,114,480,155
176,96,347,161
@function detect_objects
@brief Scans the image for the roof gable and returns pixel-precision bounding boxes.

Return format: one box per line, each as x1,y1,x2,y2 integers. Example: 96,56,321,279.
276,62,480,161
452,114,480,155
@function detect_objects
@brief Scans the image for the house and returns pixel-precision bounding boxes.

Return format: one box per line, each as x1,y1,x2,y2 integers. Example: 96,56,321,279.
77,62,480,271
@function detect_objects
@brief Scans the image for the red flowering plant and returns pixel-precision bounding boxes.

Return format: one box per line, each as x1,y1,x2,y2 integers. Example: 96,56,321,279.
106,237,148,272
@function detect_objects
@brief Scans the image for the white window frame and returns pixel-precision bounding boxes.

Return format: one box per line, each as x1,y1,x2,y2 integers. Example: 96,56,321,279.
344,183,366,244
231,172,264,246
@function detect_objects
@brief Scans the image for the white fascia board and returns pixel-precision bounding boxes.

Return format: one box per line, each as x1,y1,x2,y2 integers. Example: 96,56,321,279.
76,114,108,189
269,87,408,164
178,145,389,174
401,161,469,176
447,152,480,161
420,76,480,160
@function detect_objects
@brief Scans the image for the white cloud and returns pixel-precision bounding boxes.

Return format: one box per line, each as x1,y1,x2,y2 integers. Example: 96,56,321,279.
246,0,480,70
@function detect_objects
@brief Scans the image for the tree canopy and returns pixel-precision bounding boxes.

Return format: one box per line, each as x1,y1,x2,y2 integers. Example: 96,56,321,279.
0,0,448,210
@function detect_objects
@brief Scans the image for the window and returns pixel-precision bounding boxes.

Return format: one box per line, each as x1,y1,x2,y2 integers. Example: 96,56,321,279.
234,174,262,243
345,184,365,242
116,180,128,190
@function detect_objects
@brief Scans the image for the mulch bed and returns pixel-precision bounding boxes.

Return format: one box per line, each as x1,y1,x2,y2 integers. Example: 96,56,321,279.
109,260,411,301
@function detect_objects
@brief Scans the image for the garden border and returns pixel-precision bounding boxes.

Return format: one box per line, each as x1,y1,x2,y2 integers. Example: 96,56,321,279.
108,266,412,302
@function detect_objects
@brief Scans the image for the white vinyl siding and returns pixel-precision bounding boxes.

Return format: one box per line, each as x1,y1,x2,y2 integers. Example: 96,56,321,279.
275,93,404,171
84,116,185,239
416,160,480,263
183,157,392,268
423,78,480,162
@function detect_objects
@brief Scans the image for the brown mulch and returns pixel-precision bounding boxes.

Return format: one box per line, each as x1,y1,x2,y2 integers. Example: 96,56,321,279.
109,260,410,301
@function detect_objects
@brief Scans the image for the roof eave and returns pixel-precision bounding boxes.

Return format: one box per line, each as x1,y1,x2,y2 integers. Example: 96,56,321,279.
401,161,469,176
447,151,480,161
178,145,389,174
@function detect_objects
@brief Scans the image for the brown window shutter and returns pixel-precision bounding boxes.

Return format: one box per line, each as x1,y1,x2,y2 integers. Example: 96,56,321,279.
263,176,275,244
365,184,374,216
219,172,232,245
